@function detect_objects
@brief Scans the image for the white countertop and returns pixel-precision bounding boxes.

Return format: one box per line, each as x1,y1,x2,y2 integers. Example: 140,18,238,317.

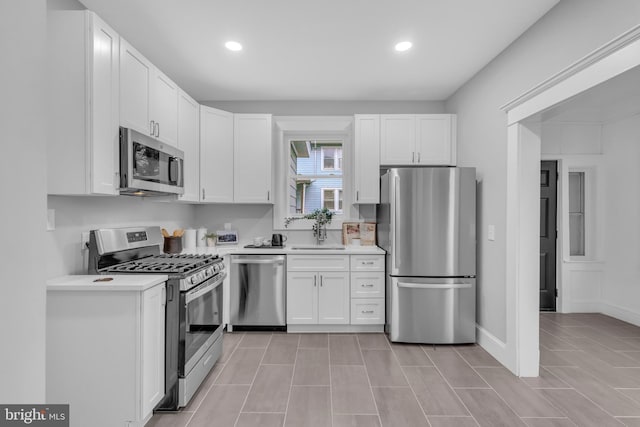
181,245,385,256
47,274,168,291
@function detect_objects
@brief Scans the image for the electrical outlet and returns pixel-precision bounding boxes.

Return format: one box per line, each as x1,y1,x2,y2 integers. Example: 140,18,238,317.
488,225,496,241
81,231,90,251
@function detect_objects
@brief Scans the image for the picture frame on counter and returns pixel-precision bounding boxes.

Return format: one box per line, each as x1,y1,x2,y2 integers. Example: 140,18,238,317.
342,222,376,246
215,230,238,245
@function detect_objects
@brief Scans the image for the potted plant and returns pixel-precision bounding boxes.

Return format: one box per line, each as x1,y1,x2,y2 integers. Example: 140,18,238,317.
284,207,333,244
202,232,217,247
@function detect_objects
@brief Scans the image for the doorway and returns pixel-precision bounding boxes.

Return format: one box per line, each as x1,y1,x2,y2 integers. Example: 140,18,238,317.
539,161,557,311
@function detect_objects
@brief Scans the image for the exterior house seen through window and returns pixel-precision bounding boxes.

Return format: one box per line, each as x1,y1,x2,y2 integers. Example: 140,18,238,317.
289,140,343,215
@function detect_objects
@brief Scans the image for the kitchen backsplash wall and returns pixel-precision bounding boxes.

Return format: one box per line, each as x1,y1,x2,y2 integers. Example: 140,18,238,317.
46,195,196,277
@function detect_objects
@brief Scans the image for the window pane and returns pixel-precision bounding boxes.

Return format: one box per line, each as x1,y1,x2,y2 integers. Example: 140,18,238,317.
338,190,343,211
569,172,585,256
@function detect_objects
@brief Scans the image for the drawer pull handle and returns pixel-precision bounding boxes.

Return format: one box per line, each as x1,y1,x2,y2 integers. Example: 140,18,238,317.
362,284,374,287
362,261,375,265
361,310,374,314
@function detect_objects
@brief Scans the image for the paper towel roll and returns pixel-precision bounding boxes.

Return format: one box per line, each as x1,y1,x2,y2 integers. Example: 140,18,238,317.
196,228,207,247
184,229,196,248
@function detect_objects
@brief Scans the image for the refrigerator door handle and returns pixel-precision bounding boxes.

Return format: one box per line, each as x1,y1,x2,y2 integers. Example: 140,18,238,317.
397,282,473,290
393,174,400,270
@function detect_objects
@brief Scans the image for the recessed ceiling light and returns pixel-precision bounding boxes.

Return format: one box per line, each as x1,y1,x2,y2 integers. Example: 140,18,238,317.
395,41,412,52
225,41,243,51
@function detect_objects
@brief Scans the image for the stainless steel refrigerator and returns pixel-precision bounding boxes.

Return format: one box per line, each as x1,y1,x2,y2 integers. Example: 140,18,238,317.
377,167,476,344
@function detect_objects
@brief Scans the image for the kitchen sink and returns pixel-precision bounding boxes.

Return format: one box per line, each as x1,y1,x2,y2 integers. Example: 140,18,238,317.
291,245,346,250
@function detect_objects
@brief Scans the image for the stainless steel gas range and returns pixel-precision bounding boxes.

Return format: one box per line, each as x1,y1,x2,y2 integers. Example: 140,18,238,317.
88,226,225,410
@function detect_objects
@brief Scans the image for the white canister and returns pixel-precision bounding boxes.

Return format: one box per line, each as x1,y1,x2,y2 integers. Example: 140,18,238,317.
183,229,197,248
196,228,207,247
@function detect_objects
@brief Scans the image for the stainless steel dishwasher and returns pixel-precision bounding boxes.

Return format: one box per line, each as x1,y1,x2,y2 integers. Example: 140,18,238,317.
229,254,286,330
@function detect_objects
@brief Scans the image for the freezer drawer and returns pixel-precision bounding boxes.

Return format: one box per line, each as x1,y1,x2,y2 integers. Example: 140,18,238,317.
387,276,475,344
230,255,286,327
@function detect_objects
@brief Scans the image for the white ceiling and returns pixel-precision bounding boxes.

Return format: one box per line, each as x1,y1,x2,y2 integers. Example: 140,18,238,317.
79,0,559,102
541,64,640,123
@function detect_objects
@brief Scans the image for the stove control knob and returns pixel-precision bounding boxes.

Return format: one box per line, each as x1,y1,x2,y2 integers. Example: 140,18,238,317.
207,267,214,276
189,276,196,285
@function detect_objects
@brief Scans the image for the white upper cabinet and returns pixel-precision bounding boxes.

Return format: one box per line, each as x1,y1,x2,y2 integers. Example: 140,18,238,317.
48,10,119,195
200,106,234,202
354,115,381,204
119,38,152,135
120,38,179,146
380,114,456,166
177,90,200,202
233,114,273,203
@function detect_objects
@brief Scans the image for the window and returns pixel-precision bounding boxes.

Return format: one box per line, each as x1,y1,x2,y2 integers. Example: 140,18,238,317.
322,188,343,212
569,171,585,256
321,147,343,171
288,139,343,215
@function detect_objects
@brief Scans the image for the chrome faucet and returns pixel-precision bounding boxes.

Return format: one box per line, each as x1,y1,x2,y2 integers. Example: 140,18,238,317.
313,211,328,245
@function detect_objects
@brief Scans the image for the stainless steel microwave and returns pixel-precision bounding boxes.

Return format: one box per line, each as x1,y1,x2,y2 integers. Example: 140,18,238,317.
119,127,184,196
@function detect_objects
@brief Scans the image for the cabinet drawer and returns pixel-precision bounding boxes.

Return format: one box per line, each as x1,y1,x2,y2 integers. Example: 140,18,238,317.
351,272,384,298
350,299,384,325
350,255,384,271
287,255,349,272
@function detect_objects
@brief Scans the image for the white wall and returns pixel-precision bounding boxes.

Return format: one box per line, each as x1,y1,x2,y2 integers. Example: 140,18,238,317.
446,0,640,352
46,196,196,277
601,113,640,323
0,0,48,403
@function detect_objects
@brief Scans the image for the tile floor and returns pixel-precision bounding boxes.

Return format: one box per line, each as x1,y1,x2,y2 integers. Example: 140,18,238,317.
148,313,640,427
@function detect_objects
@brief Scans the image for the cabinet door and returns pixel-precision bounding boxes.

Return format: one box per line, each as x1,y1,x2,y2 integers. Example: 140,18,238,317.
177,90,199,202
141,284,165,419
318,272,349,324
151,69,179,146
354,115,380,204
380,115,415,165
287,272,317,324
416,114,456,165
234,114,272,203
200,106,234,202
120,38,152,135
89,13,119,195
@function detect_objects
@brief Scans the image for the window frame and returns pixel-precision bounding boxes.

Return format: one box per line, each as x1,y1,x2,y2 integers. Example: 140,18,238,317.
320,146,343,172
321,187,343,213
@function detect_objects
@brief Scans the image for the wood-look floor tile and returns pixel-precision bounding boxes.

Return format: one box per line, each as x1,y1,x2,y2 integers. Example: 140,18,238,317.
521,367,570,389
455,345,502,367
333,414,381,427
146,412,192,427
372,386,429,427
475,367,563,417
242,364,293,412
182,361,225,411
522,418,577,427
238,332,272,348
618,418,640,427
547,366,640,416
235,413,286,427
539,348,575,367
390,343,433,366
560,351,640,388
560,337,640,367
423,347,488,388
357,333,390,349
299,333,328,348
362,349,408,386
454,388,527,426
187,385,249,427
215,347,265,384
284,386,331,427
293,348,330,385
539,388,625,427
541,313,584,326
330,335,364,365
404,366,469,416
331,365,377,414
540,330,579,351
575,328,640,351
619,389,640,405
219,332,244,363
427,416,480,427
261,334,299,364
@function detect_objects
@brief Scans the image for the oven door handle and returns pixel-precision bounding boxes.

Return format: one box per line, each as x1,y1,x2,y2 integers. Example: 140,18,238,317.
185,274,225,305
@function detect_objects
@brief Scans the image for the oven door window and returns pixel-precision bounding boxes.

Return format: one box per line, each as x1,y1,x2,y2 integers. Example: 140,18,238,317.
182,278,223,371
133,141,183,187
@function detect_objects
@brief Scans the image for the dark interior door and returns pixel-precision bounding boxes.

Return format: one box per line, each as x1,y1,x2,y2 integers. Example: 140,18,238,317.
540,161,557,311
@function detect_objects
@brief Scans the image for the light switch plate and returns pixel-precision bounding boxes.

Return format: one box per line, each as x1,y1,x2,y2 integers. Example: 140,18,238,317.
488,225,495,241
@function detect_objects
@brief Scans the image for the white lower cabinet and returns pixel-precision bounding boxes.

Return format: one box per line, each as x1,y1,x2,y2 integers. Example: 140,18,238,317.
287,254,385,329
46,282,166,427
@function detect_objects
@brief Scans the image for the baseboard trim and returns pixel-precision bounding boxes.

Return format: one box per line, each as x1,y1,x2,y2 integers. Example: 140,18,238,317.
565,300,602,313
601,303,640,327
476,324,511,371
